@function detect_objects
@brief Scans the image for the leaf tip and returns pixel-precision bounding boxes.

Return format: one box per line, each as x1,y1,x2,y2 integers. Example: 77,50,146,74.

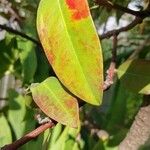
66,0,90,20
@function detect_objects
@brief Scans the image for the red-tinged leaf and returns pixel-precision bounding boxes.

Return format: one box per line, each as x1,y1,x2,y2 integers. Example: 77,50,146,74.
30,77,79,128
36,0,103,105
117,59,150,94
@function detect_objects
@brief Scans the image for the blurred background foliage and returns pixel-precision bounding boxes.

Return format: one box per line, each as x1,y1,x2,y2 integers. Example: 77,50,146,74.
0,0,150,149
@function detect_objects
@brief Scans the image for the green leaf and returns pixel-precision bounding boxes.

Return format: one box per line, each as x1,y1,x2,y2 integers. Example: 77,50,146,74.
0,113,12,147
117,59,150,94
0,34,19,79
49,125,80,150
18,39,37,84
8,90,36,139
64,127,80,150
34,49,51,82
31,77,79,127
42,129,52,150
48,123,63,148
37,0,103,105
50,126,69,150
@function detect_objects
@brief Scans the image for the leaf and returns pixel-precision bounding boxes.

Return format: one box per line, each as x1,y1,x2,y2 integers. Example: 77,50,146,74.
37,0,103,105
50,126,69,150
30,77,79,127
34,49,51,82
8,90,36,139
49,124,80,150
0,113,12,147
117,59,150,94
42,129,52,150
48,123,63,148
64,127,80,150
0,34,19,79
18,39,37,84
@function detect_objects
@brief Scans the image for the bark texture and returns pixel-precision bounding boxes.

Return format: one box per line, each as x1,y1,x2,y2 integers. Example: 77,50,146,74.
119,105,150,150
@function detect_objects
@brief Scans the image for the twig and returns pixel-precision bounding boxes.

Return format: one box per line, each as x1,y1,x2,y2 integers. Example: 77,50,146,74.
0,98,8,100
100,17,143,40
103,35,117,90
95,0,150,17
0,0,21,21
0,24,41,46
1,122,55,150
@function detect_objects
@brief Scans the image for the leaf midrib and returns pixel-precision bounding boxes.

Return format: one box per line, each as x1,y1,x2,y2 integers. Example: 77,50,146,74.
43,81,74,122
57,0,97,103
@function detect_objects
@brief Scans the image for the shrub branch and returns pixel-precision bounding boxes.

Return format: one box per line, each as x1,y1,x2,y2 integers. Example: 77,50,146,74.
0,24,40,46
95,0,150,17
1,122,55,150
100,17,143,40
119,102,150,150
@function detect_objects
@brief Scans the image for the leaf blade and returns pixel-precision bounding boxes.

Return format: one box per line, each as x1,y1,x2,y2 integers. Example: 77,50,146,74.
37,0,103,105
31,77,79,128
0,113,12,146
117,59,150,94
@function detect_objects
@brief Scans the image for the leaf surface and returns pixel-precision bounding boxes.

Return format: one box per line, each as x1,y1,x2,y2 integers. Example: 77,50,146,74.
31,77,79,127
0,113,12,146
117,59,150,94
18,39,37,84
8,90,36,139
37,0,103,105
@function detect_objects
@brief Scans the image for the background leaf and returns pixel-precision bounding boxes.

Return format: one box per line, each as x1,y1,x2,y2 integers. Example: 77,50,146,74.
8,90,36,139
31,77,79,128
0,113,12,147
0,34,19,79
37,0,103,105
117,59,150,94
18,39,37,84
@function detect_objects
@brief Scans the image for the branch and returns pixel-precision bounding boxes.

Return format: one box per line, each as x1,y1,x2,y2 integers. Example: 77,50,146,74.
95,0,150,17
0,24,41,46
0,0,21,21
103,35,117,90
1,122,55,150
119,100,150,150
100,17,143,40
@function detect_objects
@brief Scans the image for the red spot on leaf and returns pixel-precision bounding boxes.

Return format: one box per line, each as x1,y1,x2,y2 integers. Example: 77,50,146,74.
66,99,74,108
46,50,55,64
66,0,89,20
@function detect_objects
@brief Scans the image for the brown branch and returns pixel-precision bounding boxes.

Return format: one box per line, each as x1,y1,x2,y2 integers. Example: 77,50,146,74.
103,35,117,90
1,122,55,150
119,101,150,150
0,0,21,21
0,24,41,46
95,0,150,17
100,17,143,40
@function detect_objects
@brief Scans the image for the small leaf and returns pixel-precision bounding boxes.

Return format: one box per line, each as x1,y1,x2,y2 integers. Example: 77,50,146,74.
8,90,36,139
50,126,69,150
0,113,12,146
31,77,79,128
117,59,150,94
48,123,63,148
37,0,103,105
49,124,80,150
0,35,19,79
